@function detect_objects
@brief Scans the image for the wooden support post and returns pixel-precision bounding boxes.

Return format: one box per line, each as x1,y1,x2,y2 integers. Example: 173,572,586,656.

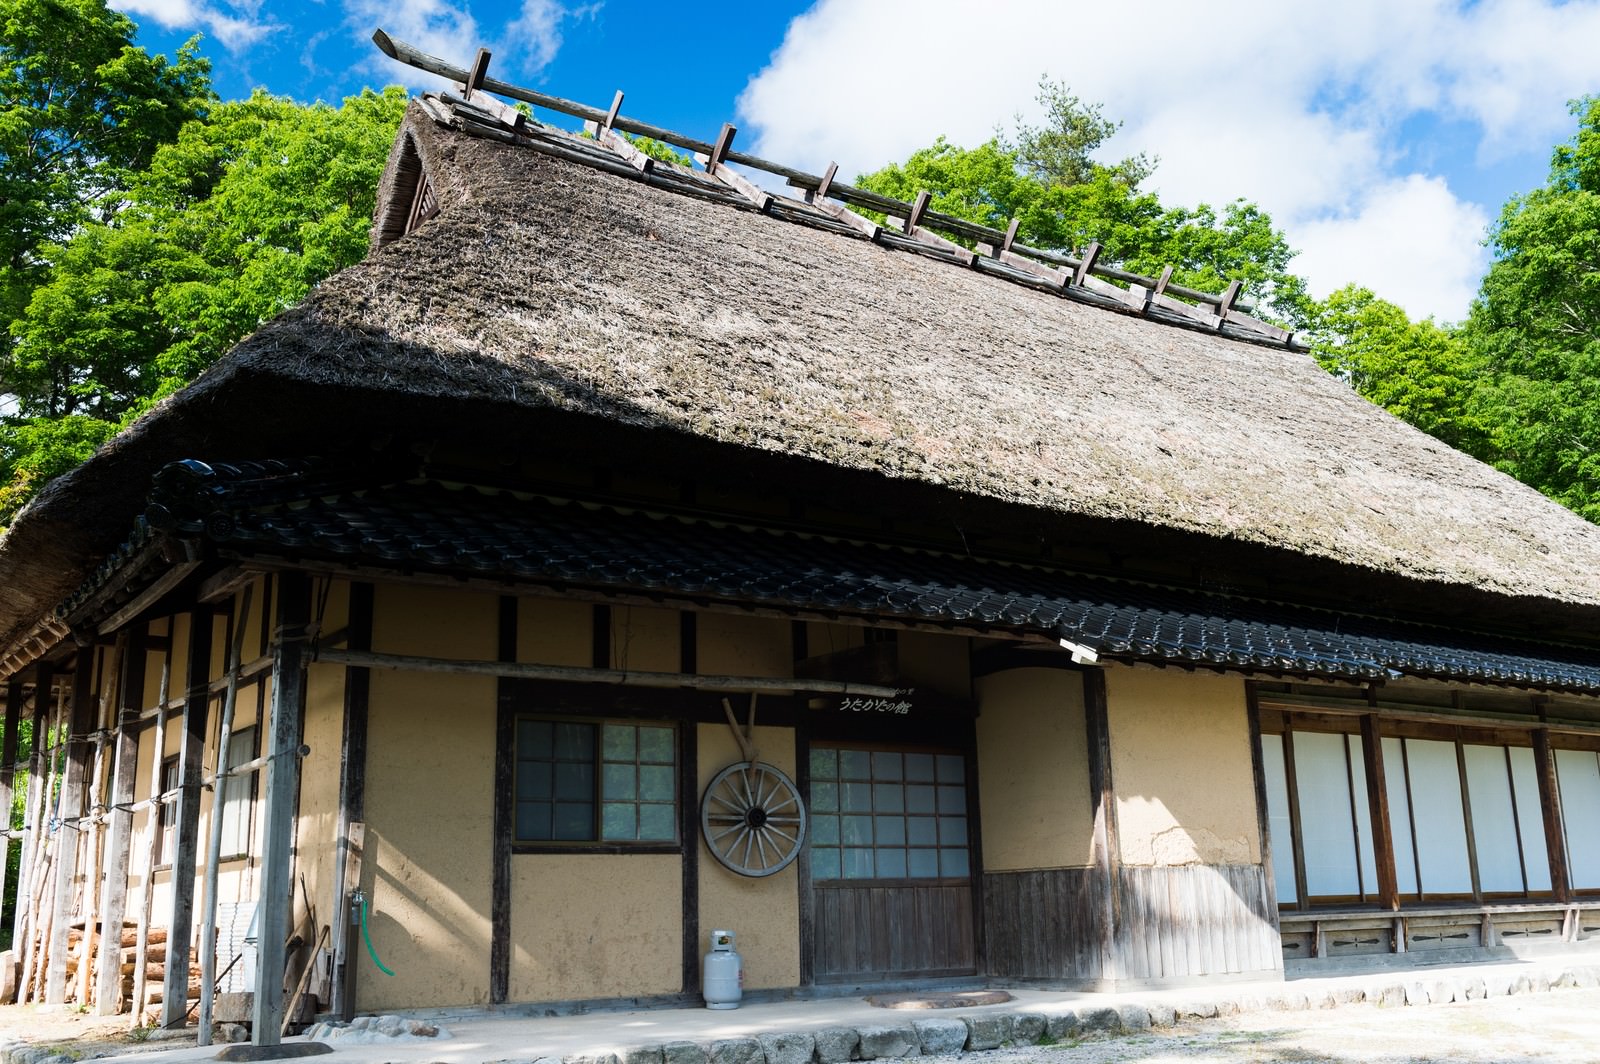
1359,714,1400,910
198,586,253,1043
1244,686,1281,936
1532,727,1572,903
1083,667,1119,984
463,47,491,99
331,582,373,1021
130,643,173,1028
706,122,736,175
1,680,20,943
45,651,96,1003
76,641,122,1006
16,663,54,1001
95,633,146,1014
252,574,312,1046
163,611,216,1028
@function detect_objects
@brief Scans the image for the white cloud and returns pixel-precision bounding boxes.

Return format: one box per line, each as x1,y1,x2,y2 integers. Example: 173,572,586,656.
347,0,581,88
737,0,1600,320
1293,176,1490,324
113,0,279,49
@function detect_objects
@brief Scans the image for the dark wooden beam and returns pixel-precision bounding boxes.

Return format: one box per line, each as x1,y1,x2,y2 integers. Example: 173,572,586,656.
1359,714,1399,910
164,611,215,1026
332,581,374,1021
791,715,810,989
593,604,611,670
1532,728,1572,903
94,632,147,1013
679,720,700,997
251,574,311,1045
1280,729,1310,912
1082,667,1117,983
490,595,516,1005
1244,685,1282,920
44,650,96,1003
1455,736,1483,901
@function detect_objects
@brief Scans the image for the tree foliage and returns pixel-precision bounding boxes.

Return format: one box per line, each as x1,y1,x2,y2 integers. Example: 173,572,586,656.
855,87,1308,324
0,84,409,525
1461,96,1600,519
0,0,212,331
1308,285,1492,456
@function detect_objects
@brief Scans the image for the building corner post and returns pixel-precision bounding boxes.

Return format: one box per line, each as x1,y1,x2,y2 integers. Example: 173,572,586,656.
252,575,312,1046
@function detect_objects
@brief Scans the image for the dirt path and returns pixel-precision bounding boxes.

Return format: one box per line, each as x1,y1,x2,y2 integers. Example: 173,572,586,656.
919,987,1600,1064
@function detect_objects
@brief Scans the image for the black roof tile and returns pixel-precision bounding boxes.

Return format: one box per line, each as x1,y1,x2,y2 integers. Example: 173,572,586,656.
64,461,1600,694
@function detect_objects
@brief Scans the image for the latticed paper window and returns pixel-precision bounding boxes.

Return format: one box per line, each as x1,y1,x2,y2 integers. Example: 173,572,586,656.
809,746,969,880
515,719,675,843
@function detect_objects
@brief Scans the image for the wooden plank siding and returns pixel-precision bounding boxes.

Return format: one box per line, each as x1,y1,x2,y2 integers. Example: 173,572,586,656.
1113,864,1280,981
982,868,1102,980
813,881,974,981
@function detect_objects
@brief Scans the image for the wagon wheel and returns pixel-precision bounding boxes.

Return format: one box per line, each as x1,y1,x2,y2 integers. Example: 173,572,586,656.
700,761,807,877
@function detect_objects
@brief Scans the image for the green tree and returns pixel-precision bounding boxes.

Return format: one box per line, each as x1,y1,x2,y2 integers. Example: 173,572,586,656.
1,86,409,523
1464,95,1600,519
856,132,1308,323
1002,78,1152,189
0,0,211,331
1308,285,1492,456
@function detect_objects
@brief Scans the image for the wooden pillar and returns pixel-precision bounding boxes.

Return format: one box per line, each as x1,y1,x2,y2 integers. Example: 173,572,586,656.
252,574,311,1046
1,680,21,939
490,595,514,1006
75,642,119,1005
45,650,97,1003
95,632,147,1013
11,675,45,950
1532,727,1572,903
1359,714,1400,910
331,581,373,1021
162,610,216,1027
1244,686,1280,920
198,587,253,1044
1083,667,1119,984
16,664,55,1002
130,641,174,1027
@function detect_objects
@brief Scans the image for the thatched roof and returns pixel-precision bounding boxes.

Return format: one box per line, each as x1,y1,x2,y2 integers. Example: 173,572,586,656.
3,99,1600,665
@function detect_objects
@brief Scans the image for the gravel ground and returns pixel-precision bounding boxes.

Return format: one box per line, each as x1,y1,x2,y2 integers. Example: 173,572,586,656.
916,987,1600,1064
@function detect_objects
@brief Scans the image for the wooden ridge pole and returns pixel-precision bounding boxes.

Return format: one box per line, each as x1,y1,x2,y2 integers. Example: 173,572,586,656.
198,586,253,1044
96,631,145,1014
130,641,173,1027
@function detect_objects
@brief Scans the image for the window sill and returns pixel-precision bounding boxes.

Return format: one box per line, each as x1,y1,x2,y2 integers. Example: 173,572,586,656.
512,842,681,856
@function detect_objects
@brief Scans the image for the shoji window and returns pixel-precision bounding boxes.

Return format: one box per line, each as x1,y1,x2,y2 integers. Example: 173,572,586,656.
1266,717,1554,907
1556,749,1600,890
1260,727,1379,905
1386,736,1550,899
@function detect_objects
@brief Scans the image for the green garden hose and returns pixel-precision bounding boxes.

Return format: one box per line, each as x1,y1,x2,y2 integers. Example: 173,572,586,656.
360,895,395,976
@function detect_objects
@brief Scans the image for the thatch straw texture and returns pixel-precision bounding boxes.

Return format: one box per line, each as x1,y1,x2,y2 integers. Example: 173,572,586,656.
2,101,1599,659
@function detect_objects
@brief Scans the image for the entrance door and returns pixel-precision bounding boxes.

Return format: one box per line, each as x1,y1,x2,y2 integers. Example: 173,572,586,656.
809,744,977,981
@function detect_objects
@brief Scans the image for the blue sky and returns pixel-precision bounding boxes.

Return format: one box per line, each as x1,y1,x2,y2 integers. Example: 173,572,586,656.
114,0,1600,323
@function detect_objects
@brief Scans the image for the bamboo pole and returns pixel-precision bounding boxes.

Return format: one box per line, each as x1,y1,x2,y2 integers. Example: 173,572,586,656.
198,585,252,1044
129,645,172,1028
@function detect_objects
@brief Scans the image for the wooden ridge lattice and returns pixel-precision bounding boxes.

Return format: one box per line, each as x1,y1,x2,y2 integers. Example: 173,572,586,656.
373,30,1303,351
